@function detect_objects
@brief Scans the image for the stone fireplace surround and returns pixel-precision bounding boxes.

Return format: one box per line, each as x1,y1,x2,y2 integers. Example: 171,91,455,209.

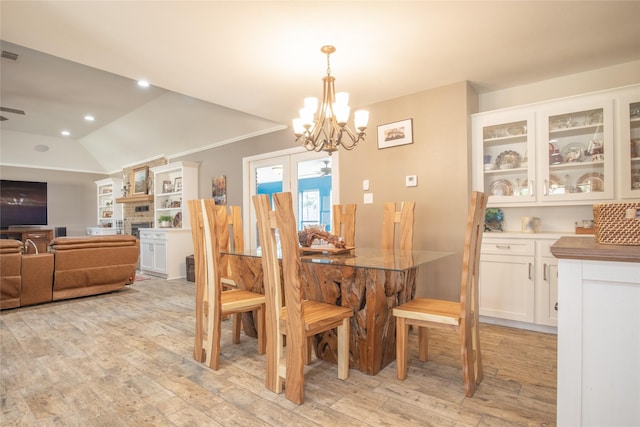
118,157,167,236
123,202,154,236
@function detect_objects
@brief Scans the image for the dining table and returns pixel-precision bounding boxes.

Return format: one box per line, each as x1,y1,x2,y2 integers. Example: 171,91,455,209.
221,246,453,375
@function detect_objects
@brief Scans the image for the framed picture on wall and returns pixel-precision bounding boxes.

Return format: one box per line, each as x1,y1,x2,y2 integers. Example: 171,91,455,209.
131,166,149,195
212,175,227,205
377,118,413,150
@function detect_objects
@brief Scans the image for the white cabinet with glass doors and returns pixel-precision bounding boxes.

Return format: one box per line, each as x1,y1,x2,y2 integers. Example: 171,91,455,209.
618,90,640,199
473,88,626,206
473,110,537,205
538,96,614,203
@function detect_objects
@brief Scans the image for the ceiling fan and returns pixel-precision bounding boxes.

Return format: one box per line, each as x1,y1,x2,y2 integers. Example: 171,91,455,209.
317,160,332,176
0,106,26,121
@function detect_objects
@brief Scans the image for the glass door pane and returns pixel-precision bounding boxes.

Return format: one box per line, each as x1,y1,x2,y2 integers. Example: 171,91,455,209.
296,157,332,231
245,150,337,248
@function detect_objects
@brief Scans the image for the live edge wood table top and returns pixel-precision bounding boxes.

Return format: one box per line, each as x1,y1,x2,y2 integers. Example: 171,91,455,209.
221,247,452,375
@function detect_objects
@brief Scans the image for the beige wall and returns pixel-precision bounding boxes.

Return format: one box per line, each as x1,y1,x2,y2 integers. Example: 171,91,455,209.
479,60,640,112
336,81,478,299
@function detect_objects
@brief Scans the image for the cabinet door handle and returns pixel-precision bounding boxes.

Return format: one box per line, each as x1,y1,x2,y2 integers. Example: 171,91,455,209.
543,263,548,281
528,262,532,280
554,302,558,311
529,179,535,197
543,179,549,196
495,244,511,249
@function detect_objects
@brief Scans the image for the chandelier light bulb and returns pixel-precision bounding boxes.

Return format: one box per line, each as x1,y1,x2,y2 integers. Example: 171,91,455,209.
292,118,305,136
354,110,369,131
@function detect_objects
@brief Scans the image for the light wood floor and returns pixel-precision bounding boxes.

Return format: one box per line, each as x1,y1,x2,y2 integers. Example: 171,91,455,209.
1,277,557,426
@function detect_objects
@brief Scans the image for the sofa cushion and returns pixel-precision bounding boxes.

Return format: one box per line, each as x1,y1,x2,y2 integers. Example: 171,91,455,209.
51,236,139,301
50,235,138,250
0,239,24,254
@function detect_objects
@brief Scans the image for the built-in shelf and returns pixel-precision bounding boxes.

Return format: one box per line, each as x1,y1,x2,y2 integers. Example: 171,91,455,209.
115,194,154,204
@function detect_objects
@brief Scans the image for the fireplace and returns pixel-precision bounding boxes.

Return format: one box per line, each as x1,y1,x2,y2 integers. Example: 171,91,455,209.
131,222,153,239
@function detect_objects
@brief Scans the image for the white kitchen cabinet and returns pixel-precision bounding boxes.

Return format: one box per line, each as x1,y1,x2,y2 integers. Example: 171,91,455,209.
538,95,614,203
553,238,640,427
139,228,192,279
472,110,537,205
479,237,535,323
535,239,558,327
473,84,638,206
479,234,577,331
151,161,199,229
618,90,640,199
95,178,123,230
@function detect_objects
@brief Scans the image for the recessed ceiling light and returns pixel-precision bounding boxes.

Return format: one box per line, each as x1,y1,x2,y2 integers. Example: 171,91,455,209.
137,80,150,88
34,144,49,152
61,130,70,136
84,115,95,122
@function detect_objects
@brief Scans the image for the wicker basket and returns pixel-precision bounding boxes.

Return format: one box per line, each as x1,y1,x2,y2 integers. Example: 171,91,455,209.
592,202,640,245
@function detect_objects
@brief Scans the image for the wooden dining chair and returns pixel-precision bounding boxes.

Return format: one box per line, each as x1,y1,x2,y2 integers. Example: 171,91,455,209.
252,192,353,404
188,199,266,370
215,205,245,339
392,191,488,397
332,204,356,247
382,201,415,250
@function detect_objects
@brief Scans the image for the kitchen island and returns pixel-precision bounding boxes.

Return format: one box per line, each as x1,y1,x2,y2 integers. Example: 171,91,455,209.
551,236,640,427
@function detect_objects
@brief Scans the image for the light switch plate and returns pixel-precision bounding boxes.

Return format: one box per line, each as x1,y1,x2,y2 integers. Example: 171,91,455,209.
362,179,370,191
405,175,417,187
364,193,373,204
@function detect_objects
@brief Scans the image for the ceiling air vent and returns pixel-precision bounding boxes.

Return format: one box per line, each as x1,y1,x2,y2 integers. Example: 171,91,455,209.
1,50,19,61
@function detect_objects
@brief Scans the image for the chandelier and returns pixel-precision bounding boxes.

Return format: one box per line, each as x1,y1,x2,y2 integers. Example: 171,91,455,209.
292,45,369,155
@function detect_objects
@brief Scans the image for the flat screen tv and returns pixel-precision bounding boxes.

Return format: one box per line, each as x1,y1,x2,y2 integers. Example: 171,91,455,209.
0,180,48,229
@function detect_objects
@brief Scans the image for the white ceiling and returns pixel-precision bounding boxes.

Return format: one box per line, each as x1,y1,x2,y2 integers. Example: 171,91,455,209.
1,1,639,174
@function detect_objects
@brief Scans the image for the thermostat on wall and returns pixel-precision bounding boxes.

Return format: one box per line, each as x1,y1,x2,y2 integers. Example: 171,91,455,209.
405,175,417,187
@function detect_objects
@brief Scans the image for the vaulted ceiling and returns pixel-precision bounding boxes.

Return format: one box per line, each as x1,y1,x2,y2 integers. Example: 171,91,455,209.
1,1,639,173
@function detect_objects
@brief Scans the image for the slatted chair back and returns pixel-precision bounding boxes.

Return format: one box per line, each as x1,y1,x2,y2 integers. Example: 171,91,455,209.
188,199,266,370
381,201,415,250
188,199,222,366
252,193,288,395
332,204,357,247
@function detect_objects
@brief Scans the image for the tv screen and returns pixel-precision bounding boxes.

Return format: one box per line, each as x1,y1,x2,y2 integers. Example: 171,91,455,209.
0,180,48,229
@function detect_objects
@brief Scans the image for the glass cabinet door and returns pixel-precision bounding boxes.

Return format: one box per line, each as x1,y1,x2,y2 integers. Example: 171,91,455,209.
474,111,536,205
539,97,614,203
619,93,640,199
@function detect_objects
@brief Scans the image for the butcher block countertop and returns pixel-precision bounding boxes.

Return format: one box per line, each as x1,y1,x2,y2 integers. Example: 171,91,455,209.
551,236,640,263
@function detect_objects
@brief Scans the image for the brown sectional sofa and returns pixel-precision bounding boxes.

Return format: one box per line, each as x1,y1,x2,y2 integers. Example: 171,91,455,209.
0,235,139,309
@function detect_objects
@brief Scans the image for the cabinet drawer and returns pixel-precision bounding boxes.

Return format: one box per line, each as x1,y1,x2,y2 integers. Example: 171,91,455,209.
537,239,557,258
481,239,534,256
24,232,49,240
140,231,167,241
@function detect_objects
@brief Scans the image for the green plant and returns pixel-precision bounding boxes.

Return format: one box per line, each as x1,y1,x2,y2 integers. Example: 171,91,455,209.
158,215,173,223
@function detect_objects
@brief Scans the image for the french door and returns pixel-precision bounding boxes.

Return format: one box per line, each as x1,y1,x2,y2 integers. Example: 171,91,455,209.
243,147,339,249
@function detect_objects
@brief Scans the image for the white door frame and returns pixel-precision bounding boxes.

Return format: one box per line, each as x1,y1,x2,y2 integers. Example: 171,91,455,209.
242,147,340,249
